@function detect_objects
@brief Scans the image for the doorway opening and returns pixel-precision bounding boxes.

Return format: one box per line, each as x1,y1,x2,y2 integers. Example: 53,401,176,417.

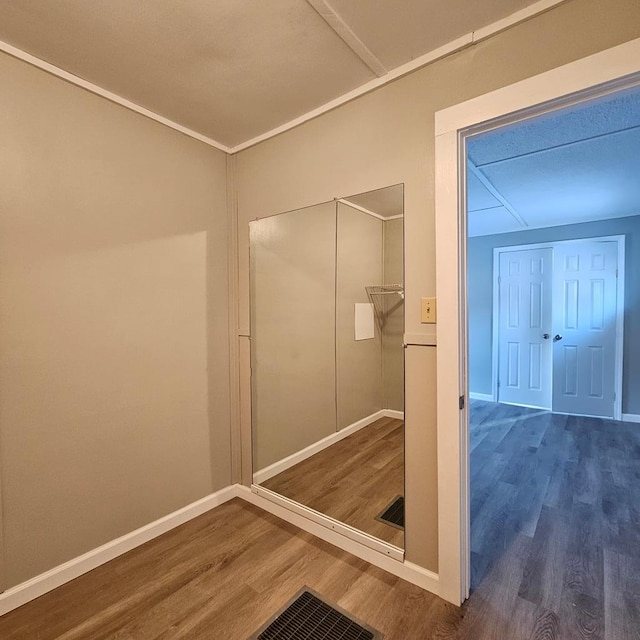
434,38,640,612
463,81,640,608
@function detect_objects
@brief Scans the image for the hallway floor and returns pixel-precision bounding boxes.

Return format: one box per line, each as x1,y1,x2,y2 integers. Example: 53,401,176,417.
460,400,640,639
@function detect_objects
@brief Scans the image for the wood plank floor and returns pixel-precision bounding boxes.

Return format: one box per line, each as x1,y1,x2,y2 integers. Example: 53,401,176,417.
1,403,638,638
457,400,640,640
262,417,404,547
0,499,459,640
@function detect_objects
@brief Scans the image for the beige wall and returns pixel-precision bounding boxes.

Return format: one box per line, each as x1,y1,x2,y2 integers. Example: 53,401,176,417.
1,0,637,592
382,218,404,412
250,203,337,470
336,203,383,429
0,52,231,588
235,0,640,572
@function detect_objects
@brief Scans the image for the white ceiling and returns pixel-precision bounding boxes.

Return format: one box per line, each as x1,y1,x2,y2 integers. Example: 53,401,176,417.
0,0,558,149
467,85,640,237
342,184,404,219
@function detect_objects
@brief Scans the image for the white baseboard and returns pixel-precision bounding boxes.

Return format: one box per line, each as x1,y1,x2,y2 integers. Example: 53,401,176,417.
251,485,404,561
382,409,404,420
0,481,440,617
0,484,238,616
469,392,494,402
237,485,439,596
253,409,389,484
621,413,640,423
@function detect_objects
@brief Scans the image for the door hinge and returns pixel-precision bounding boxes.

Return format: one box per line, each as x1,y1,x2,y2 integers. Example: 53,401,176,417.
459,395,465,410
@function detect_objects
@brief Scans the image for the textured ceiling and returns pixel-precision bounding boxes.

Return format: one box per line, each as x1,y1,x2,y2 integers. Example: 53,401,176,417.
328,0,537,70
0,0,557,148
467,85,640,237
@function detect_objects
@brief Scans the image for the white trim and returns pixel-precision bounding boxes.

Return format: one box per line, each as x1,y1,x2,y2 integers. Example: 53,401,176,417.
337,199,403,221
251,485,403,560
383,409,404,420
621,413,640,424
0,481,439,616
468,392,494,402
253,410,387,484
231,35,472,153
491,236,625,420
1,1,567,155
231,0,567,153
471,0,568,43
306,0,387,77
0,40,231,153
338,198,387,220
435,37,640,606
614,238,626,422
491,248,500,404
0,485,238,616
435,42,640,135
239,485,440,594
435,129,467,606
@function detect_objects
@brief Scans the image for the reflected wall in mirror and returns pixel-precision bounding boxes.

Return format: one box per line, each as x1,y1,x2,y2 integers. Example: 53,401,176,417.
251,185,404,548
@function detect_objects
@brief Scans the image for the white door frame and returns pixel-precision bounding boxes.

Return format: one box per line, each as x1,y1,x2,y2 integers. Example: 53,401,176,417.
491,237,625,419
434,37,640,606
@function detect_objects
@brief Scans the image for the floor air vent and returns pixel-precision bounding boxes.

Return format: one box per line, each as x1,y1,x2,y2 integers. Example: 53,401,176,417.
376,496,404,529
249,587,383,640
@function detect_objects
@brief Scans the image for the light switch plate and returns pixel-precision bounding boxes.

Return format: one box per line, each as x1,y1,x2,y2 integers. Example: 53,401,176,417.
421,297,437,323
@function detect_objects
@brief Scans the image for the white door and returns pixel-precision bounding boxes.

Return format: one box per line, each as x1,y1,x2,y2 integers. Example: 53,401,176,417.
552,240,618,417
498,248,553,409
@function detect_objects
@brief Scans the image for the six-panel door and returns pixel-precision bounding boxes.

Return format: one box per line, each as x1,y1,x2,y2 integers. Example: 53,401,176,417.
497,240,618,417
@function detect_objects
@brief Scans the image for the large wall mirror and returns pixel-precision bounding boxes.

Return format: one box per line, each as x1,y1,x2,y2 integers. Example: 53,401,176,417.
250,184,405,550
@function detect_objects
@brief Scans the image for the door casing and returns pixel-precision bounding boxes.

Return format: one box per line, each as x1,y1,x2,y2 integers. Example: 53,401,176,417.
491,237,625,419
434,38,640,606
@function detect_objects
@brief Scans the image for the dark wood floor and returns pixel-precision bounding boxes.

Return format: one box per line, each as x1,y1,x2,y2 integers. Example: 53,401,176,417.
1,403,638,639
460,400,640,639
262,417,404,547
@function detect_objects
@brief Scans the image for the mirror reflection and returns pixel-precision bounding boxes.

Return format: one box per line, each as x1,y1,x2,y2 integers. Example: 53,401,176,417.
250,185,404,548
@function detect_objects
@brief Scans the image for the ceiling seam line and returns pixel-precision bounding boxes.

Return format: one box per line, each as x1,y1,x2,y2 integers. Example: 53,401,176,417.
231,0,569,152
473,122,640,168
467,160,528,228
0,0,569,152
305,0,387,77
468,204,508,213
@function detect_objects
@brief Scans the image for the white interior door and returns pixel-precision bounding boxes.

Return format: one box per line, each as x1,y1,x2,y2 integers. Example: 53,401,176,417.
552,240,618,417
498,248,553,409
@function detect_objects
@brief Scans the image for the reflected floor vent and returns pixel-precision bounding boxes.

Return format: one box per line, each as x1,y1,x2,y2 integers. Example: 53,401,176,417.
249,587,383,640
376,496,404,529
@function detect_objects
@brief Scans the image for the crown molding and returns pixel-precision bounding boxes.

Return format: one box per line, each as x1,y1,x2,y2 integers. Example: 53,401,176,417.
229,0,568,153
0,0,568,155
0,39,231,153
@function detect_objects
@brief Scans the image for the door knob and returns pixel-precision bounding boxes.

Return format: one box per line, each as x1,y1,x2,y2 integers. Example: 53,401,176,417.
554,334,563,341
543,333,550,339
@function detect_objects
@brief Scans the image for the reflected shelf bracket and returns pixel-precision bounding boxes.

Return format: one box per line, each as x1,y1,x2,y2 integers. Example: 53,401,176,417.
365,284,405,329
